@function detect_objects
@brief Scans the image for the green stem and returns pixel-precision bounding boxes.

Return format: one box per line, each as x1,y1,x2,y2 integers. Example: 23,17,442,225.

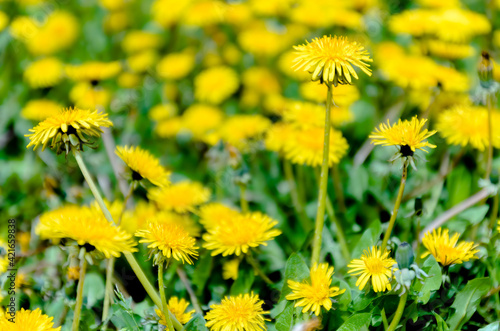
311,82,333,266
159,260,175,331
381,160,408,252
246,253,274,285
283,159,309,231
325,195,350,262
489,190,499,231
415,216,421,264
177,267,204,317
73,151,182,331
331,164,346,214
387,292,408,331
239,184,249,213
486,93,493,179
381,308,389,330
102,257,116,323
118,183,135,225
296,164,307,204
72,248,87,331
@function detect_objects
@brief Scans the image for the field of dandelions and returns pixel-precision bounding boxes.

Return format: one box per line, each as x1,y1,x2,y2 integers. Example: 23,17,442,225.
2,0,500,330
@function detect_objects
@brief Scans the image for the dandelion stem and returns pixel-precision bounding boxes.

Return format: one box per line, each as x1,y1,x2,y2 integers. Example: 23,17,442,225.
177,267,204,317
331,164,347,215
72,248,87,331
387,292,408,331
239,184,249,213
159,260,175,331
283,159,309,231
311,82,333,266
381,308,389,330
246,253,274,285
73,151,182,330
486,93,493,179
488,193,499,231
102,257,115,323
381,160,408,252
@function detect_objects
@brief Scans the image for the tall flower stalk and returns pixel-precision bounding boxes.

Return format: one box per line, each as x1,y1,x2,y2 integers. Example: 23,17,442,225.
72,248,87,331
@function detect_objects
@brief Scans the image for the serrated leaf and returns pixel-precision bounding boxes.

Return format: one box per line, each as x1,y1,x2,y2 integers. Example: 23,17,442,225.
185,313,209,331
279,253,310,301
352,220,381,259
82,272,105,307
433,312,449,331
275,301,295,331
413,255,442,304
337,312,371,331
447,277,490,331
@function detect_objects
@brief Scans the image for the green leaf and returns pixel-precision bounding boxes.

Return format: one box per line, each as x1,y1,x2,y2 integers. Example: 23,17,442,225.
108,290,142,330
347,165,369,201
457,205,489,225
192,251,213,296
413,256,442,304
279,253,309,301
478,322,500,331
433,312,450,331
333,277,352,311
337,313,372,331
185,313,209,331
352,220,381,259
230,266,255,296
447,277,490,331
352,290,378,311
275,301,295,331
82,272,105,307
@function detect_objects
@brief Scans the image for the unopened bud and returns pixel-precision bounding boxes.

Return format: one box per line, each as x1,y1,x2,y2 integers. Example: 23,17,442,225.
396,242,414,270
478,51,494,89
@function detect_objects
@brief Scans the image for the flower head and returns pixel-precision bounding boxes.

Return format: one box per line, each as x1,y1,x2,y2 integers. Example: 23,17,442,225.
25,107,113,154
194,66,239,104
148,181,211,213
135,222,198,265
205,293,269,331
65,61,122,83
348,246,396,293
222,259,240,280
156,297,195,325
116,145,171,187
0,308,61,331
369,116,436,159
199,203,240,230
24,57,64,89
157,51,196,80
21,100,63,122
203,212,281,256
122,30,162,53
286,263,345,316
217,114,271,150
421,228,479,266
293,35,372,86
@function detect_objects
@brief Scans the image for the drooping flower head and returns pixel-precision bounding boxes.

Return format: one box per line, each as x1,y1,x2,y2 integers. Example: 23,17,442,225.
0,308,61,331
370,116,436,161
116,145,171,187
203,212,281,257
156,297,195,325
135,222,199,265
293,35,372,86
25,107,113,154
348,246,396,293
205,293,269,331
286,263,346,316
421,228,479,266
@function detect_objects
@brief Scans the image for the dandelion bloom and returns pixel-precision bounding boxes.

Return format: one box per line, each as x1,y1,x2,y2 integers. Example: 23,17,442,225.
25,107,113,154
69,82,112,109
222,259,240,280
135,222,199,264
199,203,240,230
369,116,436,157
0,308,60,331
348,246,396,293
217,114,272,150
21,100,63,122
122,30,162,53
181,104,224,138
194,66,239,104
37,206,137,258
157,51,196,80
264,123,296,154
205,293,269,331
293,35,372,86
286,263,345,316
203,212,281,256
421,228,479,266
65,61,122,82
156,297,195,325
436,106,500,151
24,57,64,89
116,145,171,187
148,181,210,213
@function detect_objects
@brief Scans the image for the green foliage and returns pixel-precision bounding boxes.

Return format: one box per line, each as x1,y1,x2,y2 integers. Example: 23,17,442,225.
337,313,372,331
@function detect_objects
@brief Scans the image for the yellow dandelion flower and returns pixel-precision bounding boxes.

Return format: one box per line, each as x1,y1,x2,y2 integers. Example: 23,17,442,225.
203,212,281,256
37,205,137,258
0,308,61,331
199,202,240,230
0,11,8,32
99,0,128,10
378,54,439,90
249,0,292,16
426,40,474,60
117,72,142,88
347,246,396,293
155,117,184,138
181,104,224,138
24,57,64,89
15,272,30,289
238,26,288,57
122,30,162,53
151,0,191,28
149,104,178,122
225,3,253,27
242,67,281,95
157,51,196,80
284,127,348,167
156,297,195,325
421,228,479,266
194,66,239,104
25,107,112,154
436,105,500,151
279,50,311,81
205,293,269,331
0,240,8,274
217,114,271,150
369,116,436,157
17,232,30,254
286,263,345,316
151,211,201,237
293,35,372,86
67,266,80,280
282,100,351,129
264,122,296,153
65,61,122,82
389,9,434,37
126,50,159,73
434,66,470,93
148,181,211,213
21,99,63,122
103,11,130,33
135,222,198,264
299,81,360,108
430,8,490,43
184,0,226,27
116,145,171,187
290,4,362,30
222,259,240,280
417,0,459,8
69,82,112,109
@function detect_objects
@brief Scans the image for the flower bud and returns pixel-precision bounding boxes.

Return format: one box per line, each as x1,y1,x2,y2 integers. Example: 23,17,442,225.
396,242,414,270
478,51,494,89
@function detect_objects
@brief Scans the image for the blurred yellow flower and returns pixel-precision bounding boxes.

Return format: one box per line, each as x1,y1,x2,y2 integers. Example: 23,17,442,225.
242,67,281,95
264,122,296,153
67,266,80,281
181,104,224,138
117,72,142,88
199,202,240,230
348,246,396,293
421,228,479,266
122,31,161,54
126,50,159,73
121,201,157,234
299,81,359,107
278,50,311,81
185,0,226,26
157,51,196,80
430,8,490,43
217,114,271,150
148,181,210,213
426,40,474,59
195,66,239,104
103,11,130,33
238,25,289,57
149,103,178,122
156,297,195,325
69,82,112,109
290,3,362,29
205,293,269,331
151,0,191,28
389,9,434,37
286,263,345,316
24,57,64,89
99,0,129,11
65,61,122,82
0,11,8,32
0,308,60,331
155,117,183,138
21,99,63,121
222,259,240,280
